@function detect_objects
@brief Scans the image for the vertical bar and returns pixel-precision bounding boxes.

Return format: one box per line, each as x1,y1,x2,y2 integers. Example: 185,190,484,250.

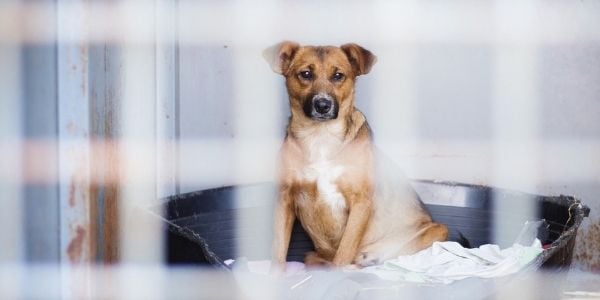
232,2,280,298
119,0,162,268
22,0,60,262
0,10,23,266
57,0,95,298
156,0,178,199
232,1,283,183
103,45,124,264
369,3,419,298
0,6,24,299
88,38,123,263
89,42,107,263
492,2,539,250
369,44,419,155
371,2,419,147
119,54,156,261
57,0,94,267
369,2,420,189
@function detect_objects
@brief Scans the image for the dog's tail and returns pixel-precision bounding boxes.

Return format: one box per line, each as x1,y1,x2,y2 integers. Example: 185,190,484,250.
456,231,472,248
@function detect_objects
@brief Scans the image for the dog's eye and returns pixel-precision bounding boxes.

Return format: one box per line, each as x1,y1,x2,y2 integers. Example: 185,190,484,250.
298,70,313,80
332,72,345,82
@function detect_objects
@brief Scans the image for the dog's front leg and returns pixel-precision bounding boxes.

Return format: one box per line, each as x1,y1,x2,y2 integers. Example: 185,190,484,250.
332,189,373,266
271,186,295,272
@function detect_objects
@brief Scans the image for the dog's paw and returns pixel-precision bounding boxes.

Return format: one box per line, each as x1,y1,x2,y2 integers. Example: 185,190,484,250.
353,251,380,267
304,251,334,269
269,261,287,277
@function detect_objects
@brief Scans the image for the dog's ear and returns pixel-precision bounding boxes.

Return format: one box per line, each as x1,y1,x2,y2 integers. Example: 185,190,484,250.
263,41,300,75
341,43,377,76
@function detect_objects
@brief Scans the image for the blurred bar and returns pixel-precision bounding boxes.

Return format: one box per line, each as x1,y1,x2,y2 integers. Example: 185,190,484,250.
119,31,163,265
156,0,178,199
0,7,23,264
117,38,167,300
0,5,24,299
491,1,539,247
0,2,597,45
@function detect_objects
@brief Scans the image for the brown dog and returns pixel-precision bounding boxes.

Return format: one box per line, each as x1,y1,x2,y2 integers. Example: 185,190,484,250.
264,41,448,269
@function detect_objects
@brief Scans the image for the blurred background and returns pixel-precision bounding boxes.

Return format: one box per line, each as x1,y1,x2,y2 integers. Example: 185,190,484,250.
0,0,599,298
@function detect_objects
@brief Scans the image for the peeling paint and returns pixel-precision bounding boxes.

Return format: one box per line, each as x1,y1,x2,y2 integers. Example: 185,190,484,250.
68,176,76,208
67,225,86,263
79,30,89,95
68,164,88,208
57,0,95,266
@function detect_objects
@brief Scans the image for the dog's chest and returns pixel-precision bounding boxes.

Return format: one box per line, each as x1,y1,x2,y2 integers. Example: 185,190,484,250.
294,125,348,221
302,158,346,211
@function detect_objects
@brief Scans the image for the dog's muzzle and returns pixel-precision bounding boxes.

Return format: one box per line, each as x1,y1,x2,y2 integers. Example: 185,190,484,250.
303,93,339,121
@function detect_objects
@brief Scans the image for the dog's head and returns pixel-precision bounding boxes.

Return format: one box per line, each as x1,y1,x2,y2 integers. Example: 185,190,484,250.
264,41,376,122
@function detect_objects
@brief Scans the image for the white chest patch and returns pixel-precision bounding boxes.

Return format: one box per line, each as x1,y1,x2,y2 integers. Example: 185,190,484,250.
302,158,347,214
295,122,348,218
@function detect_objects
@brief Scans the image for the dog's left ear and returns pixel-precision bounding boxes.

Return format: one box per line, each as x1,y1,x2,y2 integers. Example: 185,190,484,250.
263,41,300,75
341,43,377,76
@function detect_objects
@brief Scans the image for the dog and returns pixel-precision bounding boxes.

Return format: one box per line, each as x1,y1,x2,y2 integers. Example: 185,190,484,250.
264,41,448,269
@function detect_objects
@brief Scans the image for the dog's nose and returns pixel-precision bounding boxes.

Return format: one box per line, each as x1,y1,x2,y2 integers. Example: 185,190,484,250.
314,98,332,114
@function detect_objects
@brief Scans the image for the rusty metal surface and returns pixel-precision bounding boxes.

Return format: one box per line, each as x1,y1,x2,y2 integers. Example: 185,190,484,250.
574,219,600,272
57,0,94,264
572,187,600,273
89,41,123,264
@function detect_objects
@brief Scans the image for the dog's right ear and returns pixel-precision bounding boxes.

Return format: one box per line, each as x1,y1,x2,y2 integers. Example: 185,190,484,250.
263,41,300,75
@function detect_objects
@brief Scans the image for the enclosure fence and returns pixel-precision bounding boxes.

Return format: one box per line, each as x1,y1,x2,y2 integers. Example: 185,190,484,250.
1,1,599,298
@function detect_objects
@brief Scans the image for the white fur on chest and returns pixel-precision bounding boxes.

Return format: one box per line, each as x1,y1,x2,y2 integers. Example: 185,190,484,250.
303,159,346,210
296,121,348,215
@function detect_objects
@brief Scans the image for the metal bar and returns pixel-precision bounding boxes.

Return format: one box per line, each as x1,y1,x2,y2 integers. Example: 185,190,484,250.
0,3,24,267
22,12,60,262
231,6,280,300
119,0,162,267
57,0,94,298
89,41,123,264
491,2,539,249
57,0,94,267
156,0,178,199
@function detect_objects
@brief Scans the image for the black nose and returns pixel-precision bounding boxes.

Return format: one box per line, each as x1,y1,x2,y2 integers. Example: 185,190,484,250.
314,98,332,114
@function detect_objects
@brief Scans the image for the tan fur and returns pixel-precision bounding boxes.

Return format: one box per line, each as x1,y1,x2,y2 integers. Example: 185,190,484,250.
266,41,448,269
304,251,334,268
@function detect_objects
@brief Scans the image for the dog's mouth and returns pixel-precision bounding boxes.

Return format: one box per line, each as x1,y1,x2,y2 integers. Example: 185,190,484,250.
312,115,337,121
303,94,339,121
